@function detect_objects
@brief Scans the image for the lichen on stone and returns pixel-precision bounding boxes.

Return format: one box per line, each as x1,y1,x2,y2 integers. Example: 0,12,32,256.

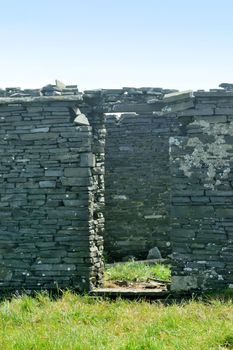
178,120,233,188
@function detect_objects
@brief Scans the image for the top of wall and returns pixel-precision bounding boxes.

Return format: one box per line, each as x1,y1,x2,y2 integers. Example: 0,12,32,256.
1,80,233,109
194,83,233,97
0,80,177,99
0,80,80,98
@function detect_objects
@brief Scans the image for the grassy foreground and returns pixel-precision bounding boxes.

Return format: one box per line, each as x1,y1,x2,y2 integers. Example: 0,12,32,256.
0,292,233,350
105,261,171,283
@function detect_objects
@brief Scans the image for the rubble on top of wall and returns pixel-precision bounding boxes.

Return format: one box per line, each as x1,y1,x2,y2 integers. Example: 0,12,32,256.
0,81,186,115
0,81,178,100
2,81,233,117
219,83,233,91
1,81,233,99
0,80,80,98
194,83,233,97
85,87,180,113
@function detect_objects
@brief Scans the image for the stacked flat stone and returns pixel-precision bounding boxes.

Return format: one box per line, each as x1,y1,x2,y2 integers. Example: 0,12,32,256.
170,85,233,291
0,93,105,292
1,80,233,293
82,86,180,261
84,87,177,114
104,111,178,260
0,80,79,98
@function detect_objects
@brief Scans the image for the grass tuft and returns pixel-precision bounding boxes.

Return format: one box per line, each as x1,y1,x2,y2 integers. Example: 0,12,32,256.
221,334,233,349
105,261,171,282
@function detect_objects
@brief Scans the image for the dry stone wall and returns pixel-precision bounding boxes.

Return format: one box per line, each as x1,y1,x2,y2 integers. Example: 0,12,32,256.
99,87,178,260
0,94,105,292
104,112,177,260
0,84,179,263
1,81,233,293
170,90,233,291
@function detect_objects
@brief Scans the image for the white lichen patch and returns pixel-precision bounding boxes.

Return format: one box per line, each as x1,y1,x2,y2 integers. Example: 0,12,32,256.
169,137,182,154
191,119,233,136
169,137,182,147
201,268,220,289
177,120,233,188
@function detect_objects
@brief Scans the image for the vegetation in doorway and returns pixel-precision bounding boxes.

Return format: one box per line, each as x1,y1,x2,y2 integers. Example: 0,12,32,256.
104,260,171,284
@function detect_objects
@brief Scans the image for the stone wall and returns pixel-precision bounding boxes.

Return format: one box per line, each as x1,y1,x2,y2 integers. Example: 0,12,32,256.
104,112,177,260
0,83,179,263
0,94,105,292
1,81,233,293
170,90,233,291
102,89,191,261
94,87,177,261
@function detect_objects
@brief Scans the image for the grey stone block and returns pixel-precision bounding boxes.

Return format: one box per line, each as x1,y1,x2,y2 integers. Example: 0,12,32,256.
45,169,63,177
171,276,198,291
147,246,162,259
80,153,95,167
61,176,91,187
216,208,233,218
74,114,90,126
20,133,59,140
64,167,91,177
163,90,193,103
39,181,56,188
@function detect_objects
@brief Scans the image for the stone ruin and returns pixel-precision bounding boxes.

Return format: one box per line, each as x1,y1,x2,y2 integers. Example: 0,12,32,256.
0,80,233,292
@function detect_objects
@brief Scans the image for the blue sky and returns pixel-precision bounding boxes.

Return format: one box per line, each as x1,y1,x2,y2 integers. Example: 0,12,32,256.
1,0,233,91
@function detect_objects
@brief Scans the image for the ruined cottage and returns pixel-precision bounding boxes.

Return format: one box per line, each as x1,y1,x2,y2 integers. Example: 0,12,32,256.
0,82,233,292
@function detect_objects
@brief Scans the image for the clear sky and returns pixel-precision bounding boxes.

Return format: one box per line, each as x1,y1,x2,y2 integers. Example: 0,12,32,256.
1,0,233,91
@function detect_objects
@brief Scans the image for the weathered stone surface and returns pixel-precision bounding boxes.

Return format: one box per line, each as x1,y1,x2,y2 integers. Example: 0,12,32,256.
163,90,193,103
1,81,233,294
162,100,194,114
74,114,90,126
39,181,56,188
64,167,91,177
45,169,63,177
147,247,162,260
171,276,198,291
0,93,105,293
170,91,233,291
104,111,177,260
112,103,163,113
80,153,95,167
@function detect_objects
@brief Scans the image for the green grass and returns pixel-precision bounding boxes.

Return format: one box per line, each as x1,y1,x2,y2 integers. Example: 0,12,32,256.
105,261,171,282
0,291,233,349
